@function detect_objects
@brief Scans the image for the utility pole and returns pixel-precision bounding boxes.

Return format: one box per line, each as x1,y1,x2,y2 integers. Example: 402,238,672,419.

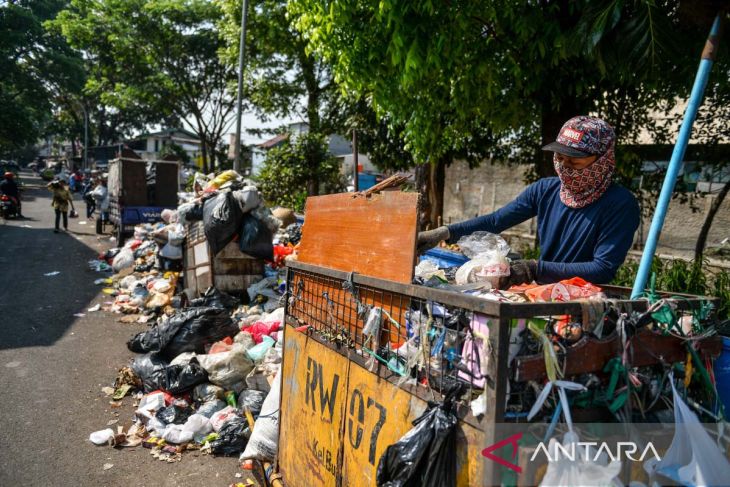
352,130,359,192
83,104,88,170
233,0,250,172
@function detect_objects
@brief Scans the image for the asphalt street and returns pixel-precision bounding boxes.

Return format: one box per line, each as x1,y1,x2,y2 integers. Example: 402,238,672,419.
0,172,241,486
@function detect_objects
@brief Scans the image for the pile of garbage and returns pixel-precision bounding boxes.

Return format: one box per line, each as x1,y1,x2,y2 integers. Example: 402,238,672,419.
90,287,284,464
87,170,295,473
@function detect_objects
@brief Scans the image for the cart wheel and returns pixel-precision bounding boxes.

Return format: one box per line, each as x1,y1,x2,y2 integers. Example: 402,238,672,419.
116,225,125,245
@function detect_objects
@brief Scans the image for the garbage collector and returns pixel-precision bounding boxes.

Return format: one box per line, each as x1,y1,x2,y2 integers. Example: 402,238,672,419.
418,116,640,288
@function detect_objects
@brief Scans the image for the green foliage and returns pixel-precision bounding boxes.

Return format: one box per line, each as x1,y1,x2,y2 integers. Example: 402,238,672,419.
288,0,726,175
0,0,85,153
53,0,235,171
256,132,344,212
612,257,730,320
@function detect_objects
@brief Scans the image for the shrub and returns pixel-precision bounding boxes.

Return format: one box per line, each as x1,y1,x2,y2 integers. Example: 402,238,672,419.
256,132,344,212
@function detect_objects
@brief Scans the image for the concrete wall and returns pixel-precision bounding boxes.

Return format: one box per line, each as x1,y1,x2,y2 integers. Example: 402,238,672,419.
443,160,730,258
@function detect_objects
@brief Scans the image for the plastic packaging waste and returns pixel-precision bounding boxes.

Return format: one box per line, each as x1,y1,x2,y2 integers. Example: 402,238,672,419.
161,424,194,444
156,404,194,425
131,353,168,393
210,406,238,432
127,306,238,360
197,399,227,418
89,428,115,445
203,191,243,256
237,389,268,416
210,416,250,456
246,336,275,362
170,352,197,366
161,360,209,395
190,287,240,310
112,248,135,272
240,369,281,462
644,377,730,486
196,343,255,390
376,384,463,487
193,383,225,403
454,232,510,288
238,213,274,261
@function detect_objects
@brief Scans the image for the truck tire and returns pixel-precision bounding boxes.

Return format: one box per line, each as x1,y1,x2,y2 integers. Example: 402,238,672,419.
116,224,125,246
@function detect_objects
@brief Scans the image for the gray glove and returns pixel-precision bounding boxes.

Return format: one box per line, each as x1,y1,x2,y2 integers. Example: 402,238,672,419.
417,226,450,254
499,260,538,289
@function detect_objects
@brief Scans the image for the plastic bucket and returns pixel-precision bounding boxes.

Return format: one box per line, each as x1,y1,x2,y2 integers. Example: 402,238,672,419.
715,336,730,415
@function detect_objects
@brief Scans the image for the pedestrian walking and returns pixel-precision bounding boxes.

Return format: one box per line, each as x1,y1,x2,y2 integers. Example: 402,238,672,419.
48,179,74,233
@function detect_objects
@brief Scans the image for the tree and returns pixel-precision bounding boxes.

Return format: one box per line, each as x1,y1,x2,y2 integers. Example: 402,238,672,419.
0,0,85,154
54,0,235,172
256,132,343,211
288,0,727,226
219,0,345,136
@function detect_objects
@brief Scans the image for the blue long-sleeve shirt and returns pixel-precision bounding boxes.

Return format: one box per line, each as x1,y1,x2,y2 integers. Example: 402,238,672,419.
447,177,640,284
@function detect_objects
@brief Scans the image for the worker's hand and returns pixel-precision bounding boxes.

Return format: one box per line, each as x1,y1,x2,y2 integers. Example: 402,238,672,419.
417,226,450,254
499,260,537,289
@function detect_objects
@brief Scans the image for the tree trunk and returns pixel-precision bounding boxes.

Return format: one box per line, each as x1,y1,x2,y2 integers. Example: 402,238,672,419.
694,181,730,261
415,157,448,230
200,139,209,174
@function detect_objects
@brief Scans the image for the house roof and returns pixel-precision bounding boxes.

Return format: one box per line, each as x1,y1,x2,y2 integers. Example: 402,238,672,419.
257,133,289,149
132,128,200,141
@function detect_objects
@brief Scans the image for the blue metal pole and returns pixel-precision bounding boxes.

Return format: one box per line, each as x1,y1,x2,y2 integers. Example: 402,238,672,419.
631,15,722,299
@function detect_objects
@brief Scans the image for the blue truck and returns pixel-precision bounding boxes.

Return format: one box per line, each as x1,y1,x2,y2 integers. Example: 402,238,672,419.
106,156,179,244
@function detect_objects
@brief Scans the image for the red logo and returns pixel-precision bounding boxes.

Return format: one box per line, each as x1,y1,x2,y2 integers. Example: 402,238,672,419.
561,127,584,143
481,432,523,473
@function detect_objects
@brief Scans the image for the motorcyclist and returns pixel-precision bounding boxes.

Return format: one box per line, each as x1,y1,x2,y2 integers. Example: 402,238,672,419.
0,172,22,217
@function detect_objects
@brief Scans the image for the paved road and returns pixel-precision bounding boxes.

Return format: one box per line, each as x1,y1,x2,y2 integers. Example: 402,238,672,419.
0,173,241,486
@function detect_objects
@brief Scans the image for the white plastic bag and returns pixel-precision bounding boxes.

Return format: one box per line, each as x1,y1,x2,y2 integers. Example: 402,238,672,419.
210,406,238,432
89,428,115,445
196,343,255,390
162,424,194,444
538,381,622,487
644,377,730,486
112,248,135,272
241,368,281,461
454,232,510,287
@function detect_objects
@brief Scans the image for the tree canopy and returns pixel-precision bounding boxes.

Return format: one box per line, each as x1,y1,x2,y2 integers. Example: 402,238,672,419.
54,0,235,171
1,0,84,154
288,0,727,178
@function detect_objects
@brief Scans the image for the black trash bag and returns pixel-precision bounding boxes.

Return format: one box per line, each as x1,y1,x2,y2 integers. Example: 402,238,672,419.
185,203,204,221
162,359,209,395
190,287,240,310
238,213,274,261
209,416,251,456
376,384,464,487
203,191,243,256
237,389,268,416
127,306,237,359
131,353,168,393
156,404,194,425
163,308,238,360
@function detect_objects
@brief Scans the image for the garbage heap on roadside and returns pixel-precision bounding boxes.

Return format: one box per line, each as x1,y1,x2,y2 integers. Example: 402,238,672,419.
87,169,301,469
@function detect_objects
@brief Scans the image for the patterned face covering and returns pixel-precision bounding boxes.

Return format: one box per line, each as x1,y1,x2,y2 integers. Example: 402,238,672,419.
553,140,615,209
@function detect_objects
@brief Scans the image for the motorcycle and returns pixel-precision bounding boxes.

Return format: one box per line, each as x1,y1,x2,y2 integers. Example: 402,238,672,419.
0,194,19,219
